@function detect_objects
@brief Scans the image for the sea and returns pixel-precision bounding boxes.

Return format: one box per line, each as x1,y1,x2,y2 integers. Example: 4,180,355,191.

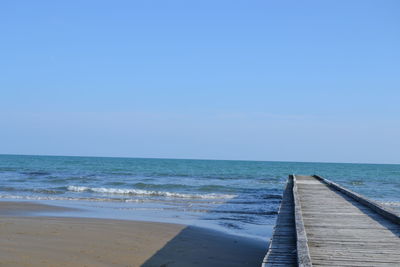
0,154,399,241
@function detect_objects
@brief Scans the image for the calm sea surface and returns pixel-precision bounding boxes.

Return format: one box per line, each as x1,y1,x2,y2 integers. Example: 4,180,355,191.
1,154,399,240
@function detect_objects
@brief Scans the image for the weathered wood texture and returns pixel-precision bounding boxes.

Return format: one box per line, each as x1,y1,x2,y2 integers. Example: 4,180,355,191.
296,175,400,266
292,175,312,267
262,176,297,267
313,175,400,225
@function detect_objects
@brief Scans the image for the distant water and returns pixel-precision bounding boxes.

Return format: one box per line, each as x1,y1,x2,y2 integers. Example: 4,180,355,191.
0,154,399,240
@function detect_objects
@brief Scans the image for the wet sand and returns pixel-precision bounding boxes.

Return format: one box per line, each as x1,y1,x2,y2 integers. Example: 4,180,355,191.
0,201,267,267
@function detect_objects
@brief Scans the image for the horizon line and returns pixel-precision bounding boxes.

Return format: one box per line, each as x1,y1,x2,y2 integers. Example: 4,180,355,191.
0,153,399,166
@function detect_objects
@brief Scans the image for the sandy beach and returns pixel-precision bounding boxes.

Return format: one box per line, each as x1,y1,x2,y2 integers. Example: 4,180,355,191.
0,201,267,267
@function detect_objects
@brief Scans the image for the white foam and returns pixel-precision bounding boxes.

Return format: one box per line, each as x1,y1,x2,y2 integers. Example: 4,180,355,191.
67,185,236,199
380,201,400,207
67,186,89,192
0,194,142,202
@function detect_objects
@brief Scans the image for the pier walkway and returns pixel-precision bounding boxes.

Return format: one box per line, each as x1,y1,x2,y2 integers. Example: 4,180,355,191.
263,175,400,266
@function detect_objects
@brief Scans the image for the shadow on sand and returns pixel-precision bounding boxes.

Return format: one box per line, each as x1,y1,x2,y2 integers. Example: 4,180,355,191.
140,190,279,266
141,224,267,267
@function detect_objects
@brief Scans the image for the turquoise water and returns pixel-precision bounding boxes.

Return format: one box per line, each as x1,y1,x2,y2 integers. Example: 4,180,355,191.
0,154,399,239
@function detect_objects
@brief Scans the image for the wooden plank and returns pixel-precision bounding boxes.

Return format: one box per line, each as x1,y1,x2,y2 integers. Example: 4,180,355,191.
295,175,400,266
263,175,400,266
314,175,400,225
262,176,297,267
292,175,312,267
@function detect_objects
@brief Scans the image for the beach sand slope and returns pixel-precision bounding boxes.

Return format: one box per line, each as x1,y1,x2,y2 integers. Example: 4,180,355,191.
0,202,267,267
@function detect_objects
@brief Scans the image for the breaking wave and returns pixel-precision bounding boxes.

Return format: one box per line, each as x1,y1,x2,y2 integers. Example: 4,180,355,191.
67,185,236,199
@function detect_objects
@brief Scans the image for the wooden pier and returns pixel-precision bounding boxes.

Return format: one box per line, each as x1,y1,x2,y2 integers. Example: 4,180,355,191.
263,175,400,266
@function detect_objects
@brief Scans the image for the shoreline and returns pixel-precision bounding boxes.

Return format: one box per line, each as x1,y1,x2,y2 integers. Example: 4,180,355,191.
0,201,268,266
0,201,78,216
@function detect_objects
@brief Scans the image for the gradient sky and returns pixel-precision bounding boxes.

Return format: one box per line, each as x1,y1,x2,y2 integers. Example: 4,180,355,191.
1,1,399,163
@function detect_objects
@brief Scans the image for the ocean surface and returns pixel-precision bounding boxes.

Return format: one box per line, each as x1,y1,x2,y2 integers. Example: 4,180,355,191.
1,154,400,240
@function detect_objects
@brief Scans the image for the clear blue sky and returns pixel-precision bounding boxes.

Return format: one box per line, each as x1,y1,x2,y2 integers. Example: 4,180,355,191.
1,1,399,163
